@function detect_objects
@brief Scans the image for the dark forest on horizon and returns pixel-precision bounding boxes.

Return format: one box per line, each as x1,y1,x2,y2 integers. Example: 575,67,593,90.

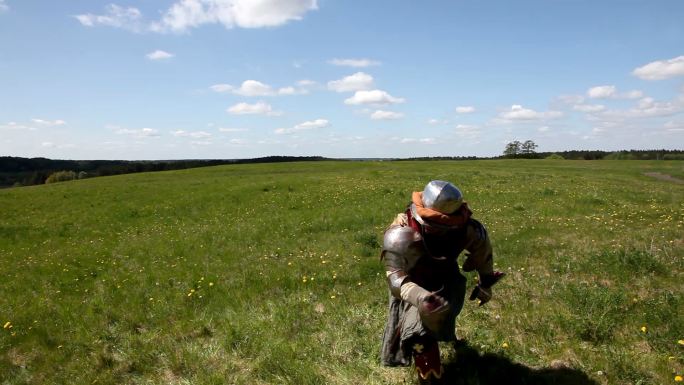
1,149,683,187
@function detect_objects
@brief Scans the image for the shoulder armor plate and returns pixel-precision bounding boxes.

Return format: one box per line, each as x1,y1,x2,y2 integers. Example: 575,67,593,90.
382,226,424,272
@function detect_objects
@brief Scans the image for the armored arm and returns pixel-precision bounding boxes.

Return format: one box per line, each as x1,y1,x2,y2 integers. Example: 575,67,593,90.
462,219,505,305
381,225,424,302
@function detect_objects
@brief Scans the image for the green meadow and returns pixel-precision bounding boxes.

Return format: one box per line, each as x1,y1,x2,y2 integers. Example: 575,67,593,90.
1,160,682,385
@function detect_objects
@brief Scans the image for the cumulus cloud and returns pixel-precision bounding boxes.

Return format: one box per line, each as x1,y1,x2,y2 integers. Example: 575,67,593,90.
398,137,435,144
597,96,683,119
499,105,563,121
328,58,381,68
227,101,281,116
74,4,145,32
587,85,643,99
1,119,66,131
31,118,67,126
172,130,212,138
211,80,304,96
275,118,329,134
572,104,606,113
587,85,616,99
1,122,35,131
455,106,475,114
152,0,318,32
76,1,317,33
327,72,374,92
115,127,160,138
455,124,480,138
146,50,174,60
370,110,404,120
297,79,316,86
344,90,405,105
556,94,585,105
633,55,684,80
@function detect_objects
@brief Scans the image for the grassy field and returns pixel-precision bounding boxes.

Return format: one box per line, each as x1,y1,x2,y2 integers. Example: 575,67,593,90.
1,160,682,385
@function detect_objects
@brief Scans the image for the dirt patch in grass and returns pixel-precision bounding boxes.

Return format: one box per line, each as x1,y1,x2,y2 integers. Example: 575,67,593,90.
644,172,684,184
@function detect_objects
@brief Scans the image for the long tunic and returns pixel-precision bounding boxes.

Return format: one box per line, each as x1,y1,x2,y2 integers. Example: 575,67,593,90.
380,212,494,366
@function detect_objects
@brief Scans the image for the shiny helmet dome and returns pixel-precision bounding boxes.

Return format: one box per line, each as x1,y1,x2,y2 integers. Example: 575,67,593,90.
421,180,463,214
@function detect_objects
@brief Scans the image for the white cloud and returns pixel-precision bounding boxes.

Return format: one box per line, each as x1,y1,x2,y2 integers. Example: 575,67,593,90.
1,119,66,131
398,137,436,144
227,101,281,116
275,118,329,134
228,138,248,145
598,97,683,119
235,80,276,96
538,126,550,132
327,72,374,92
328,58,381,68
210,80,304,96
297,79,317,87
455,106,475,114
500,105,563,121
623,90,644,99
76,1,317,33
370,110,404,120
587,85,616,99
0,0,8,12
218,127,248,132
633,55,684,80
146,50,174,60
1,122,35,131
115,127,160,138
152,0,318,33
556,94,585,105
41,142,55,148
587,85,643,99
31,118,67,126
74,4,144,32
344,90,405,105
455,124,480,138
210,84,234,93
190,140,212,146
172,130,212,138
572,104,606,113
428,118,448,125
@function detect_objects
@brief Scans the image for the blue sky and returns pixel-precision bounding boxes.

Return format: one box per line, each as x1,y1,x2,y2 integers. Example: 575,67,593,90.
1,0,683,160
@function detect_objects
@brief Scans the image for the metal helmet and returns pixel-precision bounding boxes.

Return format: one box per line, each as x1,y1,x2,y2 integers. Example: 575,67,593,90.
421,180,464,214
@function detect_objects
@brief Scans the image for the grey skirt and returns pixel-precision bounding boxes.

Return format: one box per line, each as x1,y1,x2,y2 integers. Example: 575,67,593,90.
380,272,466,366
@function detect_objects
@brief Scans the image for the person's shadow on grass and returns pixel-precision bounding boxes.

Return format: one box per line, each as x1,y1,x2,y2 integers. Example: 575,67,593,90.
440,341,599,385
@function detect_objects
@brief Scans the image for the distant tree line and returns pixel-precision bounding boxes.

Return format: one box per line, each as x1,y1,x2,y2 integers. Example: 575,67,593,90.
501,141,684,160
503,140,538,158
0,156,330,188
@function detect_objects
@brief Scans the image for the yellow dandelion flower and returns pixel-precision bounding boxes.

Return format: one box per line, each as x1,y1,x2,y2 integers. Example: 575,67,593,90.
187,292,193,297
209,282,214,287
330,295,336,299
641,326,647,333
678,339,684,346
675,375,683,382
3,322,10,329
502,342,509,348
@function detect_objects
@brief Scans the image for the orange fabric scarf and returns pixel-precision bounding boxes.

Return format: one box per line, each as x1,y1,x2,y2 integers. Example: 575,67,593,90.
412,191,471,227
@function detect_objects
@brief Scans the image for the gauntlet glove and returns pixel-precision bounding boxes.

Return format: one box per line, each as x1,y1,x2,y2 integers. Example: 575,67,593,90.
469,271,505,306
